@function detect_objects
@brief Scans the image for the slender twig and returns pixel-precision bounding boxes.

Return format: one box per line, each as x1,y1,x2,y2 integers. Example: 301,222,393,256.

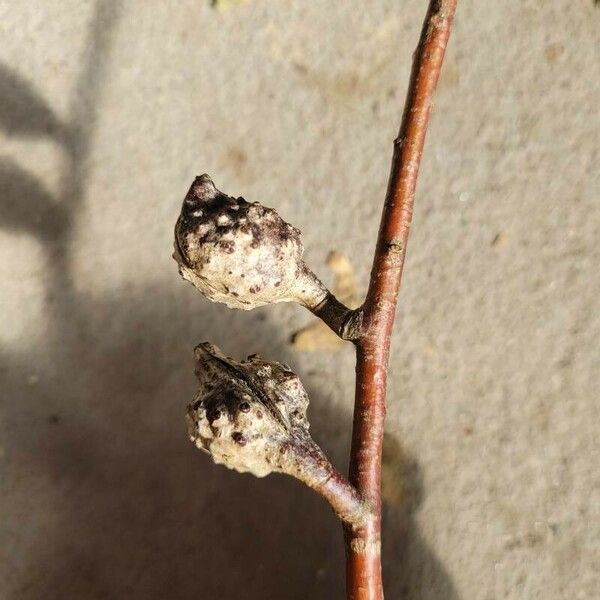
343,2,458,598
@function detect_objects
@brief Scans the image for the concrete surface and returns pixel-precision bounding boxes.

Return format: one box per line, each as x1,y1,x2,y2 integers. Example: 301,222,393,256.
1,1,598,598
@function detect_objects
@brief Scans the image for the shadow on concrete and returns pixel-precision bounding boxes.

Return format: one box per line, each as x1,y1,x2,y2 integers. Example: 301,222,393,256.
0,2,457,598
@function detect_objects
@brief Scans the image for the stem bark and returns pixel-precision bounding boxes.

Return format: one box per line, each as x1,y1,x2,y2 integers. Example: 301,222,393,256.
344,2,458,598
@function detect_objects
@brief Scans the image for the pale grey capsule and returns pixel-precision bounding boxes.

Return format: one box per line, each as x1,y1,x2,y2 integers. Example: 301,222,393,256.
173,175,328,310
187,342,331,482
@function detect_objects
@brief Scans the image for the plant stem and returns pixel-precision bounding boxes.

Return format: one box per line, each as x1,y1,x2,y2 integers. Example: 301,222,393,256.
344,2,458,598
308,466,369,528
310,292,362,341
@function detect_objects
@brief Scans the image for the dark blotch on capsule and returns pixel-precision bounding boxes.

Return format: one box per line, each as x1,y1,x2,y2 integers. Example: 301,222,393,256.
232,432,247,446
219,240,235,253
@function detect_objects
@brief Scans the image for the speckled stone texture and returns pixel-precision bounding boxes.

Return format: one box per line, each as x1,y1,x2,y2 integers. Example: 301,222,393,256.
0,1,598,599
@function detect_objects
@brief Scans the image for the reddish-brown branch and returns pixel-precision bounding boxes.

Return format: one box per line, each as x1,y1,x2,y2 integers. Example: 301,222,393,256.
344,2,458,598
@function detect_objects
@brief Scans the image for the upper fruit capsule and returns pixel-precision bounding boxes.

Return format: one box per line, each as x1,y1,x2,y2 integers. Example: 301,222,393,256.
174,175,327,310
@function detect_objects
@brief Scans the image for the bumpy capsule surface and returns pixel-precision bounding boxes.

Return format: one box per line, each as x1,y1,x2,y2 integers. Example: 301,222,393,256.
174,175,327,310
187,342,330,480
